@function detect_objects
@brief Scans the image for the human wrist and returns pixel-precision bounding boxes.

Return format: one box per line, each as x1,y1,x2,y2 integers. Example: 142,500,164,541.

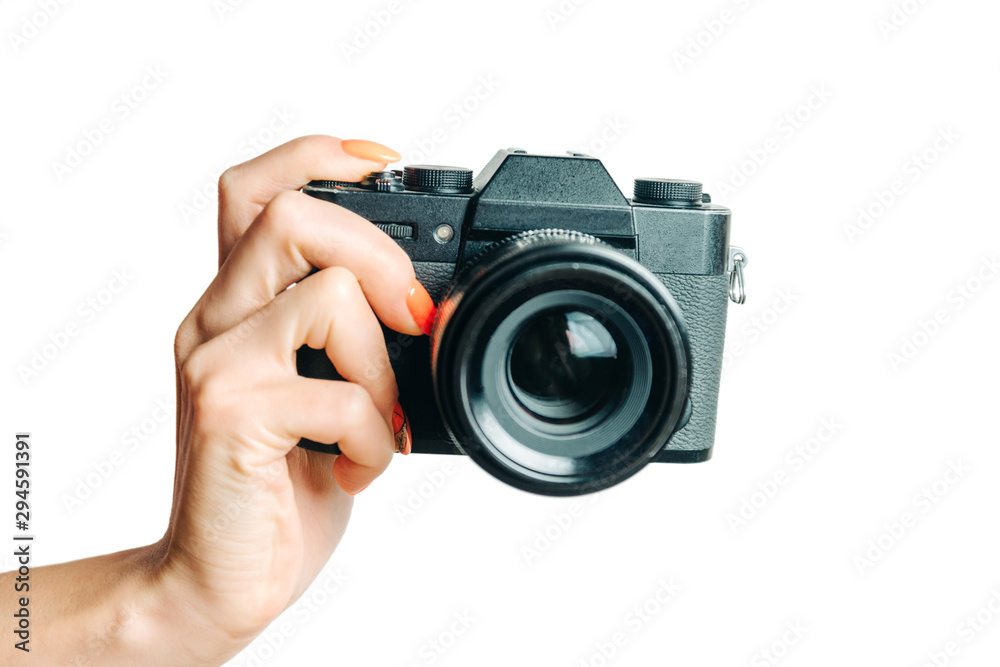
147,543,265,665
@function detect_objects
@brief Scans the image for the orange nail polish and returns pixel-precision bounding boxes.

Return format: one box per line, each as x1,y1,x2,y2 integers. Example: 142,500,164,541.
406,279,436,336
342,139,401,163
393,401,412,455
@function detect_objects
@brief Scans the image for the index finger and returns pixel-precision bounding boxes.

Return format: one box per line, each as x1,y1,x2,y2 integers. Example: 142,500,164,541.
217,135,401,266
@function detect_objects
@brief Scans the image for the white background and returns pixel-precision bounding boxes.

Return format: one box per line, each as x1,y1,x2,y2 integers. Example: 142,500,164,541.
3,0,999,665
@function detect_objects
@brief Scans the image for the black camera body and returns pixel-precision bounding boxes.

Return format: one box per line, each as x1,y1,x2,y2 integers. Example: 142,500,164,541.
298,148,738,495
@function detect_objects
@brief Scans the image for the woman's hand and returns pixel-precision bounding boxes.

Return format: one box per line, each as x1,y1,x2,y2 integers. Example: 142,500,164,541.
159,136,434,662
1,135,435,666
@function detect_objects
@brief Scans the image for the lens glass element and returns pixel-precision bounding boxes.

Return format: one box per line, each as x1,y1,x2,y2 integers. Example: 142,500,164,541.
507,310,622,423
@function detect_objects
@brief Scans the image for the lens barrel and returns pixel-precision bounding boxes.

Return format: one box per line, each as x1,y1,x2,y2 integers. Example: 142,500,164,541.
432,230,691,495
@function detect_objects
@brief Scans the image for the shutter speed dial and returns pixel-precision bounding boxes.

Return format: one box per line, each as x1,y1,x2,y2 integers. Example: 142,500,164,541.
633,178,704,207
403,165,474,194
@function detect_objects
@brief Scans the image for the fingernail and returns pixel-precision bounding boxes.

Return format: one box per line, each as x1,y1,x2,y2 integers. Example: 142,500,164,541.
342,139,401,163
347,482,370,496
406,279,436,336
393,401,412,455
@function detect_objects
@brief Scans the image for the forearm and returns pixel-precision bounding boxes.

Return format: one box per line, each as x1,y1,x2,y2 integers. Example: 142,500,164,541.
0,542,241,666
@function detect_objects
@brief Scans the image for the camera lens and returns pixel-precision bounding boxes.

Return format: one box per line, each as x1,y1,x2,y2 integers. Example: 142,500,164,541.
432,230,690,496
507,309,621,424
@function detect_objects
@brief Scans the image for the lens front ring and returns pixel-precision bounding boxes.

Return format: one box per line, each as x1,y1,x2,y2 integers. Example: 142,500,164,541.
432,230,691,496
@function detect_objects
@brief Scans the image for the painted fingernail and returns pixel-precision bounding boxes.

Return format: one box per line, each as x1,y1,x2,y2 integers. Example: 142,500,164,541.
347,482,370,496
393,401,412,455
342,139,401,163
406,279,436,336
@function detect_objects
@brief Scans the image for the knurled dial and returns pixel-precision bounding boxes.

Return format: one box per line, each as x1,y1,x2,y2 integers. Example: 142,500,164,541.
633,178,703,205
403,165,474,194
